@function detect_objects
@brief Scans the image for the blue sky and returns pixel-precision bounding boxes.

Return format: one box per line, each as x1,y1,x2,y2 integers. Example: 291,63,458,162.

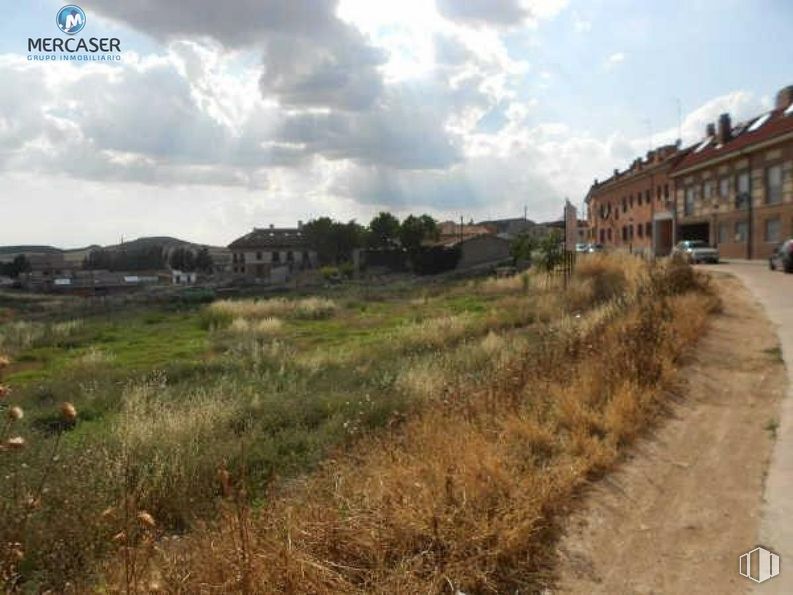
0,0,789,247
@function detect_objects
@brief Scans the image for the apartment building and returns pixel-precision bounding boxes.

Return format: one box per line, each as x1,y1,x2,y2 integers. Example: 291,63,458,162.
586,143,681,256
670,86,793,259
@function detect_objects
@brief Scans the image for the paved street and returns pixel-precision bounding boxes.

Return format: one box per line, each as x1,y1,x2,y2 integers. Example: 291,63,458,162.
704,261,793,593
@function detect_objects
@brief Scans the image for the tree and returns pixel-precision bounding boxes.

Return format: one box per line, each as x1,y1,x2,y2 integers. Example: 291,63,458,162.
303,217,366,265
169,247,197,272
398,214,439,253
368,211,400,248
1,255,31,278
510,233,538,264
195,247,214,273
537,230,563,272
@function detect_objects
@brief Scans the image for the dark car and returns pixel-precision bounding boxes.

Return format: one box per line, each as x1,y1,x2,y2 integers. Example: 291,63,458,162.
769,239,793,273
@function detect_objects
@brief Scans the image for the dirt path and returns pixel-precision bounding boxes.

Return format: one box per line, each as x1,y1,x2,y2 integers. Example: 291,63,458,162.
555,274,788,594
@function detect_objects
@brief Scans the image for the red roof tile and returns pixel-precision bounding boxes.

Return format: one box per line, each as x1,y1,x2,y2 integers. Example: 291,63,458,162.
673,108,793,174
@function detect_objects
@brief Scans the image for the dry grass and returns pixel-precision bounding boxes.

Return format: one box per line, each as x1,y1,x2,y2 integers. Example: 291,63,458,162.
206,297,338,326
111,257,718,593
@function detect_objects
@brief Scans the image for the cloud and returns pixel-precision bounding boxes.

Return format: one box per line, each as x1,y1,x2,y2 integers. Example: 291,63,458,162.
604,52,625,69
83,0,388,111
436,0,529,27
572,12,592,33
435,0,567,28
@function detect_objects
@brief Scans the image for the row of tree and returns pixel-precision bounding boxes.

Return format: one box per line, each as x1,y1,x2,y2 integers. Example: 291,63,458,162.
0,255,31,278
83,246,214,273
302,212,441,265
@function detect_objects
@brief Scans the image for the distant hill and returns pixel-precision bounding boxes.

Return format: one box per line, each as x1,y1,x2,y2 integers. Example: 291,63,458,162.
0,245,63,255
100,236,202,252
0,237,230,269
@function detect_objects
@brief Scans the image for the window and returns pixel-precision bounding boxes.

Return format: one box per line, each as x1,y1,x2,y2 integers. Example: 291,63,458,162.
233,253,238,263
630,195,634,208
287,251,294,262
645,222,652,237
684,187,695,216
607,228,612,241
256,251,262,260
664,184,669,199
622,197,627,212
767,164,782,204
719,177,729,198
272,251,281,263
748,112,771,132
600,229,605,243
718,222,728,244
657,186,662,200
765,217,781,243
735,220,748,242
645,189,651,203
622,226,627,241
736,171,750,208
637,223,644,238
702,180,713,200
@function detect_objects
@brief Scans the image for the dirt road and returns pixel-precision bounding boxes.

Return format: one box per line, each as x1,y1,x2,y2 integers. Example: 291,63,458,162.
555,272,788,594
715,262,793,595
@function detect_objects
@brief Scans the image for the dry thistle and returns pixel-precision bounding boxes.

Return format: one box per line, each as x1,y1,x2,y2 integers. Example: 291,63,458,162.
9,542,24,562
6,405,23,421
60,402,78,422
6,436,25,450
0,355,10,368
112,531,127,544
0,384,10,400
137,511,156,529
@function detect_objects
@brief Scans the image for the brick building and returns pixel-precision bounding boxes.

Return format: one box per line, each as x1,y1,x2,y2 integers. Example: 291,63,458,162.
670,85,793,260
586,84,793,260
585,143,681,256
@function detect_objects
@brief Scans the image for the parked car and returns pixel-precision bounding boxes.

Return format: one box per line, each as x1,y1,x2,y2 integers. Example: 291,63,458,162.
587,243,605,253
575,243,589,253
672,240,720,264
769,239,793,273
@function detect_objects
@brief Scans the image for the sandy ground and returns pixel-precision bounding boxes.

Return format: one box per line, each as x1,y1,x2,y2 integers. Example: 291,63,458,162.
554,273,788,594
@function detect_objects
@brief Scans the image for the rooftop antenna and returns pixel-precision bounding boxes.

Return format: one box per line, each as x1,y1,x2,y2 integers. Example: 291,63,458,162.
676,97,682,144
523,205,527,221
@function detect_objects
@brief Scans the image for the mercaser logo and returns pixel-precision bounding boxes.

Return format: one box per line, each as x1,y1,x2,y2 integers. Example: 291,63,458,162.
739,546,781,584
28,6,122,62
57,5,86,35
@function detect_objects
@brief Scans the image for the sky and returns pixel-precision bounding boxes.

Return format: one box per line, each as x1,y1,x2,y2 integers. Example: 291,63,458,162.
0,0,790,248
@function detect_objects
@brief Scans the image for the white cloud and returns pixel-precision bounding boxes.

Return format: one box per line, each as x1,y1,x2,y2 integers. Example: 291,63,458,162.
605,52,625,69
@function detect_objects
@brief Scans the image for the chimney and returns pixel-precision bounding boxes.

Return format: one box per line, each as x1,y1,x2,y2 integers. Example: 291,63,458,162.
613,168,619,177
775,85,793,111
297,220,303,229
269,224,275,229
705,122,716,137
717,113,732,144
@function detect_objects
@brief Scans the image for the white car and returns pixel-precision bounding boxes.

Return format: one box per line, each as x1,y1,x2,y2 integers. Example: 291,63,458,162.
672,240,720,264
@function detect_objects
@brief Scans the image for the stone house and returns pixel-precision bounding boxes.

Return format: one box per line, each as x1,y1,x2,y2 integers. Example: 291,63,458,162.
228,223,318,281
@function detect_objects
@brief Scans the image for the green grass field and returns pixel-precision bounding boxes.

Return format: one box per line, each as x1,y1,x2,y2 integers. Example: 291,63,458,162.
0,277,542,588
0,258,714,592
